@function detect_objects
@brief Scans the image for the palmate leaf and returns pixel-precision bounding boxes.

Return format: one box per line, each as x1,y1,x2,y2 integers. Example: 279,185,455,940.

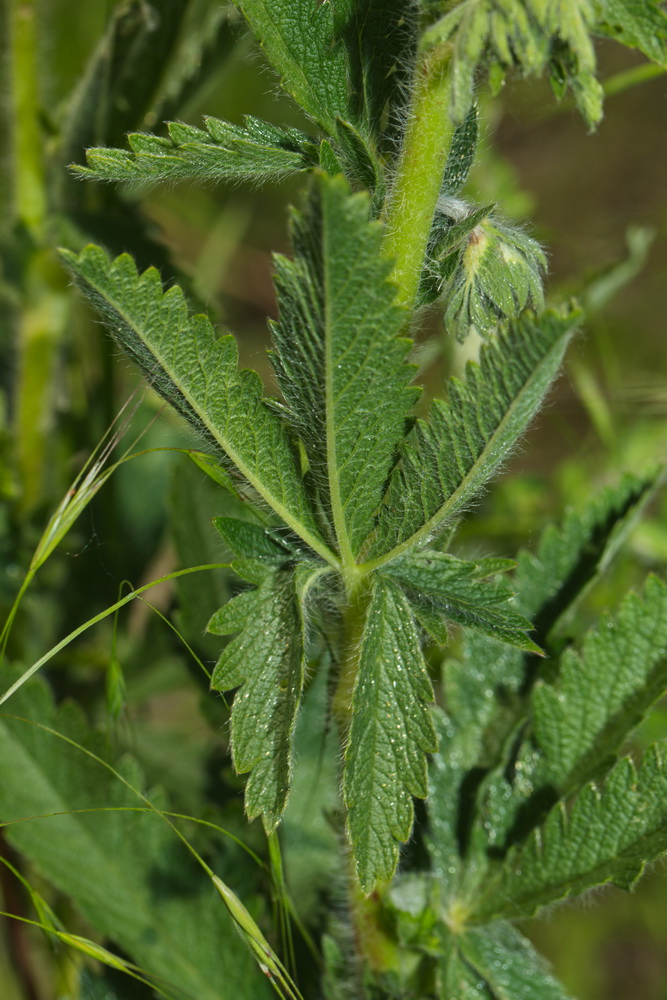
344,577,437,891
271,174,418,562
209,563,326,829
439,922,574,1000
0,676,270,1000
384,550,540,651
60,245,335,567
74,116,319,185
473,745,667,922
232,0,354,134
367,309,577,565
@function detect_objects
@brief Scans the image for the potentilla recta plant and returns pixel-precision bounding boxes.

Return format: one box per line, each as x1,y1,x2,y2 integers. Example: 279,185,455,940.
6,1,667,997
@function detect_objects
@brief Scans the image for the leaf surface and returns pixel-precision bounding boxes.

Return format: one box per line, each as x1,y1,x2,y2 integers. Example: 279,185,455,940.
449,923,575,1000
74,116,318,185
233,0,352,132
333,0,418,146
385,550,539,651
367,309,577,565
473,746,667,921
61,245,334,566
598,0,667,63
533,575,667,791
271,174,418,561
344,577,437,891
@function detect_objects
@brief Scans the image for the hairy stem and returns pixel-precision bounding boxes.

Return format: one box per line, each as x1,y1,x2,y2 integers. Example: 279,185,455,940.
332,580,371,735
381,42,455,312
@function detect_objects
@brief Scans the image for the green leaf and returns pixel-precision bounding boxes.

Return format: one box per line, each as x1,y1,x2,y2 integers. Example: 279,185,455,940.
60,0,190,163
367,309,577,565
152,3,237,124
0,677,271,1000
450,472,663,854
333,117,385,207
60,244,335,567
443,215,547,340
516,469,660,632
281,667,341,922
232,0,353,133
333,0,419,147
597,0,667,65
271,174,418,562
440,104,479,197
427,708,480,896
449,923,575,1000
343,577,437,891
533,575,667,792
384,550,540,651
79,969,121,1000
209,564,325,829
421,0,604,127
74,116,318,185
473,745,667,921
213,517,297,562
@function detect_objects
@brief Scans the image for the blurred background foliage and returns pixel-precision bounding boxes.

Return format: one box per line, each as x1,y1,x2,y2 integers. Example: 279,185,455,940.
0,1,666,998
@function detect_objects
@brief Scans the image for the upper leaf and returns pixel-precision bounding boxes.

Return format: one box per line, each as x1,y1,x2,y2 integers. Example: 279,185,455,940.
60,245,335,566
422,0,603,126
597,0,667,64
209,563,326,829
232,0,354,133
366,309,577,565
344,577,437,891
73,116,319,186
472,745,667,922
271,173,418,561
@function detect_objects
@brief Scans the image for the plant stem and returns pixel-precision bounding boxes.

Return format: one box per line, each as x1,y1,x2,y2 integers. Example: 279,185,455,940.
381,42,455,312
0,0,15,235
332,580,371,734
11,0,46,237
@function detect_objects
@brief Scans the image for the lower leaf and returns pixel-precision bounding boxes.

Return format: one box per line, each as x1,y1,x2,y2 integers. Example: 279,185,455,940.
472,744,667,922
343,577,437,892
209,565,320,831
